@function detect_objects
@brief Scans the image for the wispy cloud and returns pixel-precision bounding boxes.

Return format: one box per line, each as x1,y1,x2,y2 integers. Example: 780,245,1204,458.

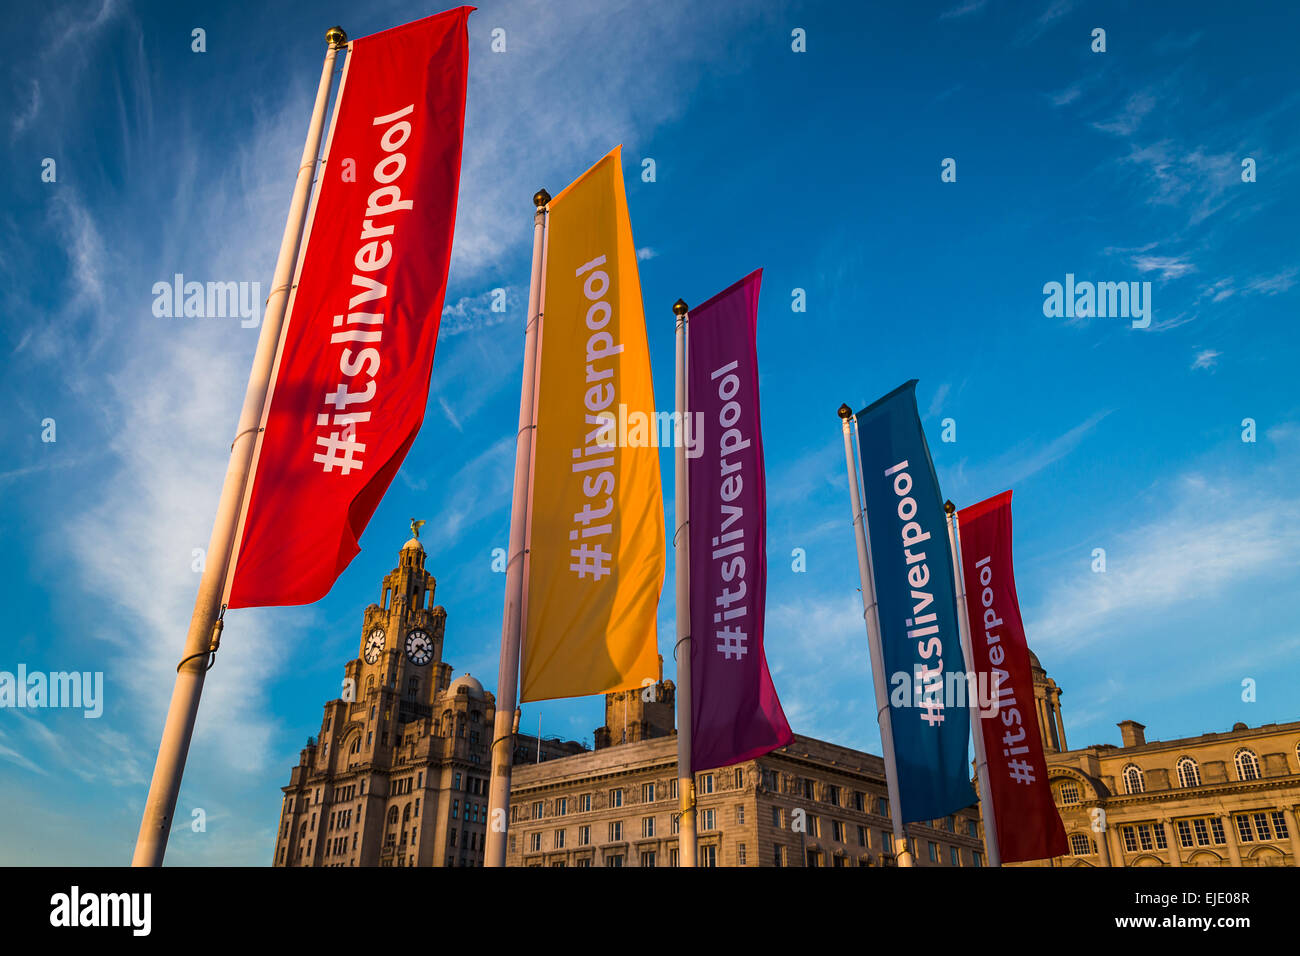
1190,348,1220,370
1027,465,1300,651
1132,253,1196,279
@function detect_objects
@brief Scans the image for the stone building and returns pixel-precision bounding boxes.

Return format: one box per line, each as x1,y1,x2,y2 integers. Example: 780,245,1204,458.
505,681,985,867
272,532,587,867
1017,651,1300,867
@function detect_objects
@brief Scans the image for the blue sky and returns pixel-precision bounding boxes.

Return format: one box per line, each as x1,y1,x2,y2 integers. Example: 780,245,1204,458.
2,0,1297,865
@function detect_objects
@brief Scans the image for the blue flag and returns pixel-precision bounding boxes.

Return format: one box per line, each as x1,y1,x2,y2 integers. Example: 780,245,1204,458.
856,380,972,823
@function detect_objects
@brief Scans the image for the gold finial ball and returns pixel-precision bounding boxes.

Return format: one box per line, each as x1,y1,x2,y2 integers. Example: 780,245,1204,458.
944,500,956,514
533,188,552,208
837,403,853,420
672,299,689,316
326,26,347,47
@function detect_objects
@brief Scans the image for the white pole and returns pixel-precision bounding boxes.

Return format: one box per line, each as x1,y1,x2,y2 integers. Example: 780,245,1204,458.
131,27,348,867
484,189,550,867
838,404,913,867
672,298,697,868
945,503,1002,867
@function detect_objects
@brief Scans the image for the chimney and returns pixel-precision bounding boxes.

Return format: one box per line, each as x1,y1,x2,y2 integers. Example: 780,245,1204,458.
1117,720,1146,748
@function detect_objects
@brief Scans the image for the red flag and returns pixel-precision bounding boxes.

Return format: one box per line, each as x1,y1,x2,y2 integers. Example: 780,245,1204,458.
957,491,1067,863
226,8,472,609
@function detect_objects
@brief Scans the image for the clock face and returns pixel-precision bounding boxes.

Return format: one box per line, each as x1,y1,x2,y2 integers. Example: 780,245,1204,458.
405,629,433,666
364,627,386,664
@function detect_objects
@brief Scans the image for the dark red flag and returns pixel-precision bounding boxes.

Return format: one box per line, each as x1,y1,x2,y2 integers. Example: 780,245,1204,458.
227,8,472,608
958,491,1067,863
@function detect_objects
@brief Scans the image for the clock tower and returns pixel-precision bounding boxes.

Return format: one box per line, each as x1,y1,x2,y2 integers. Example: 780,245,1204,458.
273,528,502,867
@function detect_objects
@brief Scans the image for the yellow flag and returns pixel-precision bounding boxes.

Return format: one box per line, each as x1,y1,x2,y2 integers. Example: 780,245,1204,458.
520,146,665,702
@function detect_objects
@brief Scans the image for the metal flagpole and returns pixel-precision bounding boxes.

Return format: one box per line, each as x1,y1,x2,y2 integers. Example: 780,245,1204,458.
131,26,348,867
944,501,1002,867
838,404,913,867
484,188,551,867
672,298,698,868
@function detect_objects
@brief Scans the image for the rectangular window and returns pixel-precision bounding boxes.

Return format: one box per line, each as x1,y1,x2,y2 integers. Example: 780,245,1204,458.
1193,818,1211,846
556,797,567,816
609,821,623,842
803,779,815,799
736,805,745,825
1272,812,1290,839
454,772,461,790
807,815,820,838
1154,824,1168,849
950,846,960,866
578,825,591,846
773,843,784,867
973,851,983,867
640,850,656,868
1122,826,1138,852
734,768,743,789
669,848,679,867
878,797,890,818
671,813,680,835
609,788,624,809
669,779,678,800
575,858,592,867
529,832,541,852
700,809,716,831
642,816,655,838
1177,820,1194,848
772,806,782,828
1253,813,1272,840
554,829,565,849
606,854,624,868
857,825,868,847
532,801,543,820
1209,817,1226,845
854,791,866,812
452,800,459,820
738,843,747,865
928,841,939,863
699,773,714,795
699,845,717,867
642,782,656,803
832,820,846,842
578,793,592,813
825,784,840,806
1235,815,1254,843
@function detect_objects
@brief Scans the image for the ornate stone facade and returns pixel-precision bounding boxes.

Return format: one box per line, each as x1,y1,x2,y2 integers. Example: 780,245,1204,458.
505,680,984,867
272,534,587,867
1016,654,1300,867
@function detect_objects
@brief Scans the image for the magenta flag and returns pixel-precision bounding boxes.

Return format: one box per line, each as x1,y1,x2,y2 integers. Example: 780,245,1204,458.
688,269,793,771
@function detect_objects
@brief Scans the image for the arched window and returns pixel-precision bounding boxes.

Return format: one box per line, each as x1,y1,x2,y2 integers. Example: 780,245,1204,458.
387,806,399,825
1057,781,1080,805
1235,748,1260,781
1176,756,1201,788
348,735,361,755
403,803,411,822
1122,764,1145,795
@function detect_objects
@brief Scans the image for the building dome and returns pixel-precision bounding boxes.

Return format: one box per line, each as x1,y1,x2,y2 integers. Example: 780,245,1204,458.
402,537,424,552
446,673,484,698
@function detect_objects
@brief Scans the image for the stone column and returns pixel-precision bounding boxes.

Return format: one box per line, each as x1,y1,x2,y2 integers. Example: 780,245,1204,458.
1052,694,1068,751
1220,815,1242,866
1163,818,1181,867
1094,809,1111,867
1037,698,1053,752
1287,806,1300,865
